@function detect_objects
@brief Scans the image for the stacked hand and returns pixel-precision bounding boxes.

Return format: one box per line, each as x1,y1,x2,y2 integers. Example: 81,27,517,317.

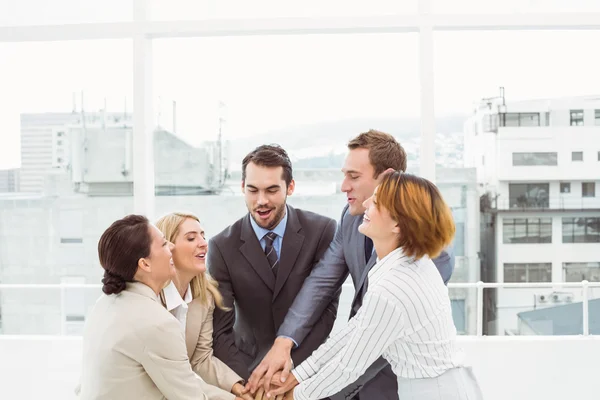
242,338,299,400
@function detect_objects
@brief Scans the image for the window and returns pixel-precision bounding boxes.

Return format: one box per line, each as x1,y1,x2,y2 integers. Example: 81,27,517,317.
570,109,584,126
451,299,466,334
562,217,600,243
504,263,552,283
503,218,552,244
500,112,540,127
512,152,557,166
544,111,551,126
564,262,600,282
595,110,600,126
598,151,600,161
560,182,571,194
572,151,583,161
509,183,549,208
583,182,596,197
60,238,83,244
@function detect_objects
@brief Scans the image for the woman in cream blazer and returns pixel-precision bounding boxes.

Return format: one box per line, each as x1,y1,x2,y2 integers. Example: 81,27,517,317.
78,214,211,400
156,212,251,400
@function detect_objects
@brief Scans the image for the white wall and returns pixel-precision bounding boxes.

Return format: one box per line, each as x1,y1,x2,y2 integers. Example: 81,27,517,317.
1,336,597,400
494,212,600,334
495,127,600,183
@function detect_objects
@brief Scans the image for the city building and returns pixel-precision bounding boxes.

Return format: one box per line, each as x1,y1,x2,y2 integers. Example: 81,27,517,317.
0,169,19,193
465,91,600,335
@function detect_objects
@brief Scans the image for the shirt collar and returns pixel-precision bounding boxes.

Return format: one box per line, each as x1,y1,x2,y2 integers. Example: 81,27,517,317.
162,281,193,311
368,247,410,284
249,205,288,241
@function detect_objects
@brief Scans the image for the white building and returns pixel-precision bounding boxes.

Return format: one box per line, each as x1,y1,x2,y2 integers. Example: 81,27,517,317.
0,169,19,193
20,112,132,193
465,93,600,335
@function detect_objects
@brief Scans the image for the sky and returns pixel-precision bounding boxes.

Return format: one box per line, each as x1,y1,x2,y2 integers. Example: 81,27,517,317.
2,1,600,168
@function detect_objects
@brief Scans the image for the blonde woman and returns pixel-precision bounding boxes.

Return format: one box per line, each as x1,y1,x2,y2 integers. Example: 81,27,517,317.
155,212,251,400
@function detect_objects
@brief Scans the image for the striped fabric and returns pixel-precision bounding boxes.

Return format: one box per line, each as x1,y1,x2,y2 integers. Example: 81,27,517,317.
293,247,464,400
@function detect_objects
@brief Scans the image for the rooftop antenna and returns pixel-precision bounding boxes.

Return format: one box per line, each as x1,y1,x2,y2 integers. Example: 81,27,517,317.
102,97,107,130
81,91,86,130
72,92,77,113
173,100,177,134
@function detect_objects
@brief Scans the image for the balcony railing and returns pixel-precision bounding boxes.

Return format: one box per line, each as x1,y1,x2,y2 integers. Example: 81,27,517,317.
1,281,599,336
488,197,600,211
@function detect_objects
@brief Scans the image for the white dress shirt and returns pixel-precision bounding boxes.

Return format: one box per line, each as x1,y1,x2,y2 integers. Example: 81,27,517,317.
162,281,193,332
292,247,464,400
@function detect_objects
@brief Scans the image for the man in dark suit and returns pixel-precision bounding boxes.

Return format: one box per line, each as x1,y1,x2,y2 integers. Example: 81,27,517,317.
208,144,339,381
247,130,455,400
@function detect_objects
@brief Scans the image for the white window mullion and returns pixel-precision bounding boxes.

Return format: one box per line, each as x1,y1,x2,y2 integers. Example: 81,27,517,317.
419,0,436,182
133,0,155,218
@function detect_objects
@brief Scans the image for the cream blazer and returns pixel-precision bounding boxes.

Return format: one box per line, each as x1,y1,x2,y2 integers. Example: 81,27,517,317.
78,282,209,400
183,293,243,400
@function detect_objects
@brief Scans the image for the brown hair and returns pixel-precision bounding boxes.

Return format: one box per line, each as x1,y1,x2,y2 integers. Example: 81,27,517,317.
347,129,407,177
98,214,152,295
242,144,293,187
155,212,228,310
376,171,455,259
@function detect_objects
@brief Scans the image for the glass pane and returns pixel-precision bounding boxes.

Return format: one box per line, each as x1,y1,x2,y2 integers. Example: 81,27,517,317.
449,288,477,335
485,287,586,336
152,33,419,202
150,0,417,20
512,152,557,166
0,40,134,334
435,31,600,123
0,0,132,26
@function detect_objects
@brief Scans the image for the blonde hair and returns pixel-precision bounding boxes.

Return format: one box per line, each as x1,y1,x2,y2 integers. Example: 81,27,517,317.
155,212,228,310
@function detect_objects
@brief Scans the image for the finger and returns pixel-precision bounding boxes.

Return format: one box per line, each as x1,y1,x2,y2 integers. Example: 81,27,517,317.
280,360,292,383
263,367,277,394
248,364,268,393
267,383,290,397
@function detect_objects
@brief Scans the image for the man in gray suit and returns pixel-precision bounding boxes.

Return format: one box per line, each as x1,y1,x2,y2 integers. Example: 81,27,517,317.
208,144,339,381
247,130,454,400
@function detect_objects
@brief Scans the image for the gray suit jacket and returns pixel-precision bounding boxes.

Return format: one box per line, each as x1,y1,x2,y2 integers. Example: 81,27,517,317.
208,205,339,380
278,204,455,400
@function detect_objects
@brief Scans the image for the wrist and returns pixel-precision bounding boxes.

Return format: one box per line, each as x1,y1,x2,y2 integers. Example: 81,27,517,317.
275,336,294,352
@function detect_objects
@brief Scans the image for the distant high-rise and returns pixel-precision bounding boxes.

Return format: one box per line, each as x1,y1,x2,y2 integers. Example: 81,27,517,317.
0,169,20,193
19,112,132,193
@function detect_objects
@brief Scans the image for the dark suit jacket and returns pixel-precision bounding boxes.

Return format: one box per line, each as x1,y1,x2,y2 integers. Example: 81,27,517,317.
278,204,455,400
208,205,339,380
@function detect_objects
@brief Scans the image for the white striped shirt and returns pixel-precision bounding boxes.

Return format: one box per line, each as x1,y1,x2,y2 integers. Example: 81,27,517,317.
292,247,464,400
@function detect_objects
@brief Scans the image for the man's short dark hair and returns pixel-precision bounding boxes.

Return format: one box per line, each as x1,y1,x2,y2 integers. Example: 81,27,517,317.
242,144,293,187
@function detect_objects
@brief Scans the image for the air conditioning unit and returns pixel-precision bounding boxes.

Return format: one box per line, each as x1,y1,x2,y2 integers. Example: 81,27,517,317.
536,294,548,303
552,292,574,303
537,292,574,304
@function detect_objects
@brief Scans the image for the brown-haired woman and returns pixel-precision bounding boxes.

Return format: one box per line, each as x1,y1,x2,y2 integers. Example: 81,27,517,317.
268,172,483,400
77,214,212,399
155,212,251,400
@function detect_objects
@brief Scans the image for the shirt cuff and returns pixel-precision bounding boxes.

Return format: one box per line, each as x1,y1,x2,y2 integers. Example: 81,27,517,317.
292,356,317,383
278,335,299,348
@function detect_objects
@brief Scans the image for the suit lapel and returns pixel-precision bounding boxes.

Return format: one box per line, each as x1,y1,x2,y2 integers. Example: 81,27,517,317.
184,299,204,359
273,206,304,301
351,214,377,306
239,215,276,291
